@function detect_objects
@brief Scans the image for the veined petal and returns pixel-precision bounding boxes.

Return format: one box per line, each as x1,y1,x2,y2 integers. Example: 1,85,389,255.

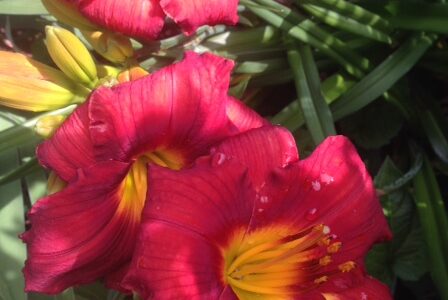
22,161,143,294
123,159,255,298
71,0,165,40
322,276,392,300
226,97,269,133
212,126,298,187
160,0,239,35
37,102,95,182
89,52,236,164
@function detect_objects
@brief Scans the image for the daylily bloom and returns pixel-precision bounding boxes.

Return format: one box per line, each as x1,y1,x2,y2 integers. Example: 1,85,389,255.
50,0,239,41
22,52,267,294
123,127,392,299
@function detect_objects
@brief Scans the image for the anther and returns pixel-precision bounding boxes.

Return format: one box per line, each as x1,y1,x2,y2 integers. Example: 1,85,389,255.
338,261,356,273
327,242,342,254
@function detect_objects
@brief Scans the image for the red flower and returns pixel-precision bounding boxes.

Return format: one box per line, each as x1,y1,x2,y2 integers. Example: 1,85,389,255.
22,52,266,294
65,0,239,40
122,127,392,299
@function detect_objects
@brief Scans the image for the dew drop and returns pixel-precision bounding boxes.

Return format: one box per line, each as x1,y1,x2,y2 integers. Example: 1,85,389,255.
361,292,368,300
212,152,226,166
258,208,264,213
305,208,318,221
312,180,321,191
260,196,269,203
320,173,334,185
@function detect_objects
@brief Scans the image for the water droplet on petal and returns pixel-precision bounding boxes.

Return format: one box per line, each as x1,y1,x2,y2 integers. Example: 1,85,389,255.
212,152,226,166
305,208,318,221
361,292,368,300
320,173,334,185
258,208,264,213
312,180,321,191
260,196,269,203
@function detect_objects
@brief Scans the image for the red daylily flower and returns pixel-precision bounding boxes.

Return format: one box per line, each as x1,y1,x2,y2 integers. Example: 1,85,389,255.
22,52,267,294
123,127,392,299
65,0,239,40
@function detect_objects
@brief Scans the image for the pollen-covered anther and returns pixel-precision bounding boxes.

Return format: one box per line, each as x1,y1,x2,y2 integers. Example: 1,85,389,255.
314,276,328,284
318,236,332,246
327,242,342,254
338,261,357,273
319,255,332,266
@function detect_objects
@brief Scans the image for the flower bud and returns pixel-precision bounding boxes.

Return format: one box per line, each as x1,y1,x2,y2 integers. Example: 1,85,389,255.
45,26,98,86
118,66,149,83
35,115,66,139
0,51,78,112
41,0,97,31
82,30,134,63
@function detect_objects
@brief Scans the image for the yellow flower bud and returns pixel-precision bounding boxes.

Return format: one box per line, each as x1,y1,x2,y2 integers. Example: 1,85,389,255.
35,115,66,139
118,66,149,83
45,26,98,86
0,51,78,112
97,65,121,79
41,0,97,31
82,30,134,64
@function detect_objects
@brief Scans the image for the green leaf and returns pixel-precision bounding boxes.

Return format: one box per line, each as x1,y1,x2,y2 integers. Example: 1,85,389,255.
321,74,355,104
332,33,434,120
287,43,336,144
386,1,448,34
229,76,251,99
240,0,368,77
270,100,305,131
413,153,448,299
367,157,428,286
0,0,48,15
301,0,390,30
339,101,404,149
420,110,448,164
0,158,40,187
300,4,392,43
393,220,428,281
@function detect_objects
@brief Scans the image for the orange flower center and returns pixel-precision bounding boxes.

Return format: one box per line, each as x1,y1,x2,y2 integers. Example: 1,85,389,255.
223,224,355,299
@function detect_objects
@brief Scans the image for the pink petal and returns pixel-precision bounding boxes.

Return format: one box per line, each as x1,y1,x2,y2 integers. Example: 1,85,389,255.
123,159,255,297
89,52,237,164
251,135,391,263
321,276,392,300
211,126,298,187
37,102,95,182
160,0,239,35
226,96,269,133
23,161,139,294
71,0,165,40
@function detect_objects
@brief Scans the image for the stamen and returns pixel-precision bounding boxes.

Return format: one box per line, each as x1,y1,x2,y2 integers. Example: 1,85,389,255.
338,261,356,272
327,242,342,254
314,276,328,284
319,255,332,266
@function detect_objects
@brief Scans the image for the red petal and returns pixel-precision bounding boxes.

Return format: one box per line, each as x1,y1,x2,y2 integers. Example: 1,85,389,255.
72,0,165,40
226,97,269,133
89,52,237,164
160,0,239,35
251,135,391,264
37,102,95,182
123,160,255,297
321,276,392,300
212,126,298,187
23,161,139,294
